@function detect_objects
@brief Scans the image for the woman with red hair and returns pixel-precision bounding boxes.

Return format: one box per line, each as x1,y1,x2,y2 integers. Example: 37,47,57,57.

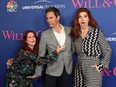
71,8,111,87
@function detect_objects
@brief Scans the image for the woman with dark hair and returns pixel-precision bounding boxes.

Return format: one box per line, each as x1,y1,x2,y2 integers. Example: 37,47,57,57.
6,30,63,87
71,8,112,87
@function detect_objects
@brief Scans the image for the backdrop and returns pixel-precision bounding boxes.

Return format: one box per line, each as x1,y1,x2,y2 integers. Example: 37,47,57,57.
0,0,116,87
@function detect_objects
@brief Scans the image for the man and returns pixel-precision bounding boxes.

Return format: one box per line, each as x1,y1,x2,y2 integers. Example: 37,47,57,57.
35,7,73,87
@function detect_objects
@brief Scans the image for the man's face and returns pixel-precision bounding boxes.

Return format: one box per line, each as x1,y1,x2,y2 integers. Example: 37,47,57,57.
46,11,59,28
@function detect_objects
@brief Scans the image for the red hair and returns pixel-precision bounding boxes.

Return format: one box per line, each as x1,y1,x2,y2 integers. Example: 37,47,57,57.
71,8,98,41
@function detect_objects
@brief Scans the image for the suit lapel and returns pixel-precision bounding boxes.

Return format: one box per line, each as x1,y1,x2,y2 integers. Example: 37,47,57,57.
64,27,68,46
49,27,69,47
49,29,59,46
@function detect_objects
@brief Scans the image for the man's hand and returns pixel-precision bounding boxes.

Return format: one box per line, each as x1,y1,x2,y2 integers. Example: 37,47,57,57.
56,44,66,53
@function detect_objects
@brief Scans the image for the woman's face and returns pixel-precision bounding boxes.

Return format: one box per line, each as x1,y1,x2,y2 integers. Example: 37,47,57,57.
26,32,36,49
78,12,89,29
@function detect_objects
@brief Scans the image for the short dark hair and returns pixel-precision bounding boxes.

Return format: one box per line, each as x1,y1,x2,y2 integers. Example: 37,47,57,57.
45,7,60,17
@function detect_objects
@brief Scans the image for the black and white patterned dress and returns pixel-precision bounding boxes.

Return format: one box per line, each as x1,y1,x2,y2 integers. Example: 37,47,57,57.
73,26,111,87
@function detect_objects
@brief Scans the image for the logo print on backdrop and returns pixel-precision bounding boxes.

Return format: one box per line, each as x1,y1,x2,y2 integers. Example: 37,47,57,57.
7,0,18,12
102,67,116,76
22,0,65,10
106,32,116,42
114,0,116,6
1,30,42,40
2,30,23,40
33,0,53,4
72,0,116,8
110,32,116,36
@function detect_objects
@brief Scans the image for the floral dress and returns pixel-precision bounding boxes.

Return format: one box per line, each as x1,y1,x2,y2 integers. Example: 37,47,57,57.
6,49,57,87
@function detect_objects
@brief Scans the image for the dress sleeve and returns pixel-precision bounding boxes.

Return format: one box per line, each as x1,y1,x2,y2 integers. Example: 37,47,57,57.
33,51,58,76
9,49,24,70
6,49,27,78
30,51,58,65
43,51,58,62
97,30,112,69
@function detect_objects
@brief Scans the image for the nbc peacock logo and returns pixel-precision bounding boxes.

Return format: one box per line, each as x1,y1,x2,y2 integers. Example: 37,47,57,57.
7,0,18,12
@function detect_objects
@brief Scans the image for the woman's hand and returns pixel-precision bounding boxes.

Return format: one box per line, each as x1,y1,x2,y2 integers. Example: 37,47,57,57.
26,75,39,79
55,44,66,53
91,64,100,73
9,83,13,87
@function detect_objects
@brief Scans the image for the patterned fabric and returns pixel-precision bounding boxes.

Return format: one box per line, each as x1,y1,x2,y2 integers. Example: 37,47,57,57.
75,58,103,87
31,51,57,65
6,49,57,87
82,28,100,56
97,63,104,72
74,59,84,87
74,26,111,87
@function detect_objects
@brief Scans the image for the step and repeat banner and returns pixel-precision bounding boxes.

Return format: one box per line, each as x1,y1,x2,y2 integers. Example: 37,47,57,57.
0,0,116,87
